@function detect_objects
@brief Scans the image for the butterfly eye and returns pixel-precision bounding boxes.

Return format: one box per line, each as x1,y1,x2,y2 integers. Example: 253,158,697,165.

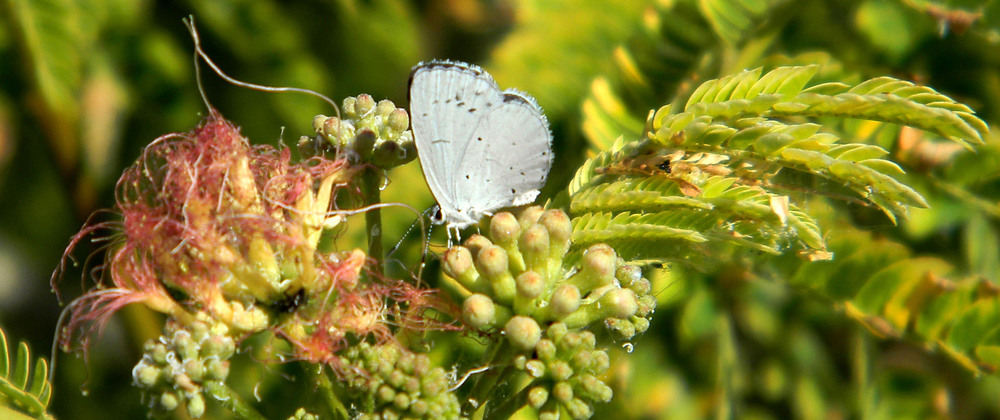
432,206,445,223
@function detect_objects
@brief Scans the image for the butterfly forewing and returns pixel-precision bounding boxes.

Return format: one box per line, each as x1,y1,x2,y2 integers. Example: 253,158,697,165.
409,61,552,229
458,90,551,218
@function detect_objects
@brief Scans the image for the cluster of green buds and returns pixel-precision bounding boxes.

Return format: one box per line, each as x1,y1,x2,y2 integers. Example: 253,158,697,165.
338,342,463,419
132,319,235,418
443,206,655,346
311,94,416,169
513,322,612,419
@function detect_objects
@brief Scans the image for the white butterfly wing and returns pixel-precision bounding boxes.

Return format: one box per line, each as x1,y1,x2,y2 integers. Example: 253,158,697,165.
409,61,552,229
456,89,551,220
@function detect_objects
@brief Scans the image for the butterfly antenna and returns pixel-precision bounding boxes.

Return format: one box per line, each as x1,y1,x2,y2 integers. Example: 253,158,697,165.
182,16,342,120
387,206,433,259
183,17,214,112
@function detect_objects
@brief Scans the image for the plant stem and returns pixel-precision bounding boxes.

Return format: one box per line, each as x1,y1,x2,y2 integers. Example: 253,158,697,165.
483,379,535,419
462,341,514,415
309,365,350,419
359,166,384,275
203,381,266,420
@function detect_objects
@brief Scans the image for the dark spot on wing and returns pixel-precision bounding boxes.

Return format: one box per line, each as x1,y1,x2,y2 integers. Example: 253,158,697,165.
520,171,525,176
445,99,452,104
469,108,477,113
477,137,483,142
465,174,470,179
458,101,465,107
511,188,517,194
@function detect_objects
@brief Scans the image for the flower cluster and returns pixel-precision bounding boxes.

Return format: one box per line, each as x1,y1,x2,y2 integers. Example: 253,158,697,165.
312,94,416,169
513,322,612,419
132,319,235,418
442,206,655,346
54,111,455,417
338,342,463,419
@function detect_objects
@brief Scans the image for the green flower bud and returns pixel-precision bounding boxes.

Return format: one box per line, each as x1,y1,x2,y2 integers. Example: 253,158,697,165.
202,335,235,359
476,245,515,304
355,94,376,117
549,360,573,382
505,316,542,351
580,331,596,349
564,288,638,328
397,351,415,375
173,330,198,360
376,99,395,118
518,206,545,230
404,377,421,395
490,212,526,272
410,399,428,416
343,96,358,117
393,392,410,410
570,349,592,372
354,129,377,157
567,244,617,293
513,354,528,370
490,212,521,245
187,393,206,418
634,317,650,334
462,234,493,257
549,284,581,318
547,322,569,343
378,384,396,403
421,370,446,396
528,386,549,408
160,391,180,411
519,225,550,277
463,294,496,329
190,321,209,341
204,357,230,381
552,381,574,402
606,318,636,338
133,360,161,387
525,360,546,378
388,108,409,133
538,209,572,257
442,246,482,293
579,374,613,402
536,339,557,361
151,342,169,364
591,350,610,373
603,288,638,319
184,359,206,382
616,264,641,286
516,270,545,300
406,355,427,378
565,398,592,419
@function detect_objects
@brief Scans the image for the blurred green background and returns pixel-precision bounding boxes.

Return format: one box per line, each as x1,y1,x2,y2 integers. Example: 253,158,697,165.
4,0,1000,418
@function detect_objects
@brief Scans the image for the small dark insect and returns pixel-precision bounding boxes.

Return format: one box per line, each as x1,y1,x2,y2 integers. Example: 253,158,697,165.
273,288,307,313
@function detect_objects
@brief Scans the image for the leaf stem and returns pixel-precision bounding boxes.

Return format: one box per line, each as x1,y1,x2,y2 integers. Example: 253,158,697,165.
308,365,350,419
203,381,266,420
359,167,385,275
